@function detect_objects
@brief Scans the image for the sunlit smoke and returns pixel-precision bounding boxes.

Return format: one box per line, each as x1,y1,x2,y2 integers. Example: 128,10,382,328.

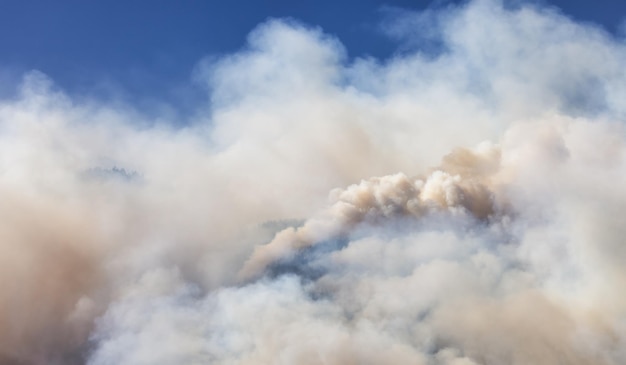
1,1,626,364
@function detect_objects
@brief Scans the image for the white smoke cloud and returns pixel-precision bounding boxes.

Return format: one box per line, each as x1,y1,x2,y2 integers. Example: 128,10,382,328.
1,0,626,364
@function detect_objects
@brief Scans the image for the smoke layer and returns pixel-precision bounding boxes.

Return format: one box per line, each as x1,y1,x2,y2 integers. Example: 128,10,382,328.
2,1,626,364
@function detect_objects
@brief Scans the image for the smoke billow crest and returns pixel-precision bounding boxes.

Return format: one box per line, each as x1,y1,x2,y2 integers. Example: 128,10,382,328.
1,1,626,364
239,143,503,281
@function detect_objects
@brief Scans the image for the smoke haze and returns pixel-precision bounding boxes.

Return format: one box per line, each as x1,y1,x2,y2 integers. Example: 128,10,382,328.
1,0,626,364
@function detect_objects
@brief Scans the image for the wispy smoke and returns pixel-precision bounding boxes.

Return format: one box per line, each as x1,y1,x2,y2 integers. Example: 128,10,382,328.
1,0,626,364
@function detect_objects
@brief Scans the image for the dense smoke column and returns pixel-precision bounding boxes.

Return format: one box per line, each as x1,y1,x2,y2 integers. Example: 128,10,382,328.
0,0,626,364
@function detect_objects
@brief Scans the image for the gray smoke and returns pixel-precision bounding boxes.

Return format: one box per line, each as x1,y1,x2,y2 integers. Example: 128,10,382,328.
1,0,626,364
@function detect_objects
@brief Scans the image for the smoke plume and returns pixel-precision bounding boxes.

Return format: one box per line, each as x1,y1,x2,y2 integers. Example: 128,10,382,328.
1,0,626,364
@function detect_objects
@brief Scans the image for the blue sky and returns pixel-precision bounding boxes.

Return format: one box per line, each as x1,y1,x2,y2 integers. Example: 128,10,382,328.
1,0,624,107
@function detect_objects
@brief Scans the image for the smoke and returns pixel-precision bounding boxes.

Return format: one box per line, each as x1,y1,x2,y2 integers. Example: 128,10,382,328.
1,0,626,364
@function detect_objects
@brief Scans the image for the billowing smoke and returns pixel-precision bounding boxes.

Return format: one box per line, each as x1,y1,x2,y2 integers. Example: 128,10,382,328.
2,0,626,364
